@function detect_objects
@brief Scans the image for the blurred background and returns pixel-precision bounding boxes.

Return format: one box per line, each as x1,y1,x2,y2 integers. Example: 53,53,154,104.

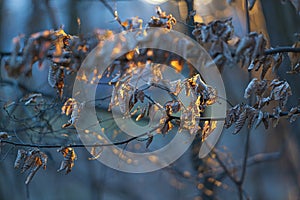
0,0,300,199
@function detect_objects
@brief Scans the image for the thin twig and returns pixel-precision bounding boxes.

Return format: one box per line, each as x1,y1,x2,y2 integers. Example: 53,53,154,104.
245,0,251,33
264,47,300,55
0,47,299,59
238,1,251,199
239,127,250,185
167,151,280,190
99,0,126,30
0,126,159,149
207,151,281,178
185,0,195,39
213,151,239,185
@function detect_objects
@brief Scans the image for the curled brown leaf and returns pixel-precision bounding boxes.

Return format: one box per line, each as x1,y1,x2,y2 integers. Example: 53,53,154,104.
57,147,77,174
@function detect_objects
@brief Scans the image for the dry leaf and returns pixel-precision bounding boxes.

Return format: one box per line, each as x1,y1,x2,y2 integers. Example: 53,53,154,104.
148,6,176,29
14,149,27,169
136,107,147,122
57,147,77,174
56,68,65,98
61,98,76,116
254,110,264,128
272,53,283,74
288,107,299,123
135,90,145,103
14,148,48,184
225,104,242,128
244,78,259,99
62,98,81,128
25,163,41,185
170,60,183,73
272,106,281,127
247,106,259,128
160,120,173,135
225,104,260,133
202,120,217,141
164,101,181,115
244,78,267,99
19,93,42,105
21,149,39,173
0,132,8,140
88,145,103,160
192,18,233,43
122,17,143,30
48,64,59,88
235,32,266,67
269,79,292,109
3,101,16,109
234,109,247,134
262,112,270,129
169,79,182,96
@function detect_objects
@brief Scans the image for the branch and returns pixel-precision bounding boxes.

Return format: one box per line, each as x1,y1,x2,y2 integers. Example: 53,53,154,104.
1,47,299,59
213,151,239,184
213,151,280,200
99,0,126,30
269,108,300,119
239,127,250,185
168,151,281,184
245,0,251,34
0,126,159,149
239,2,251,198
207,151,281,177
264,47,300,55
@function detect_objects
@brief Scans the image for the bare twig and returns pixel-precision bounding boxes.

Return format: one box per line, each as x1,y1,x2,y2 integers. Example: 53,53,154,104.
238,127,250,198
245,0,251,34
168,151,281,186
99,0,126,30
213,151,239,184
213,150,280,200
207,151,281,177
264,47,300,55
237,1,252,199
0,126,159,149
0,46,299,62
0,47,298,62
